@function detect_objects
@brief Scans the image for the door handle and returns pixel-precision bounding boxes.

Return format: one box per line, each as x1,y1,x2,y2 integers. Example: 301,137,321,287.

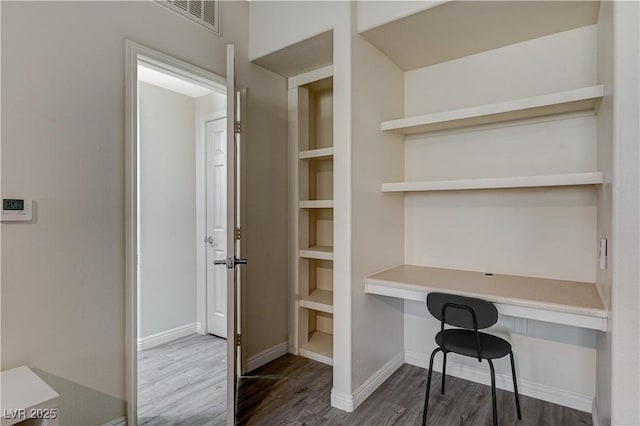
214,257,248,269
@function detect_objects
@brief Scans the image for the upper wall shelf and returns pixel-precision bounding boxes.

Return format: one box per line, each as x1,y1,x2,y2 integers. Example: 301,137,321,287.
382,172,603,193
381,86,604,135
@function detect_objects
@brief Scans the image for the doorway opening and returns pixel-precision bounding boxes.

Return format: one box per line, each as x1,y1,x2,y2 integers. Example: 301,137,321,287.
126,42,230,425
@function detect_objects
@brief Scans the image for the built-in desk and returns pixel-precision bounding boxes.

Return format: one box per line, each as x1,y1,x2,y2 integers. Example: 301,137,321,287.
364,265,608,331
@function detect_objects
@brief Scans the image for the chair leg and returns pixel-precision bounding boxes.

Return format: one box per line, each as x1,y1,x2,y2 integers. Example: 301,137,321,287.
441,351,447,394
422,348,441,426
487,359,498,426
509,352,522,420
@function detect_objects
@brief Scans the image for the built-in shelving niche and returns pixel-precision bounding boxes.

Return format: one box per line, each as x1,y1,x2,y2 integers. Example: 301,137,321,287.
292,68,334,366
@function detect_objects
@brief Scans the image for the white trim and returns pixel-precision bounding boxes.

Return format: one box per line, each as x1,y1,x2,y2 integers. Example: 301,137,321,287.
330,389,353,412
352,352,404,410
329,352,404,412
125,40,228,426
101,416,127,426
592,398,601,426
404,351,593,413
137,323,198,351
196,322,204,335
246,342,289,373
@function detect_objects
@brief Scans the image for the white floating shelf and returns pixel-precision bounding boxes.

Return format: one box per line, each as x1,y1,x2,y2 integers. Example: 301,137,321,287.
299,245,334,260
299,147,334,160
299,200,334,209
299,289,333,314
382,172,603,193
381,86,604,135
364,264,607,331
299,331,333,366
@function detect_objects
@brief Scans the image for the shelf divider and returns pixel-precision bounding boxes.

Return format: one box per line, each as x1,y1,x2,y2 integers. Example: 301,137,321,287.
299,245,334,260
299,147,334,160
299,289,333,314
299,200,334,208
299,331,333,366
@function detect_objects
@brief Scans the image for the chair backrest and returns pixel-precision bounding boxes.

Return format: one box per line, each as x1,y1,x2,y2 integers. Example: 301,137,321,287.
426,292,498,330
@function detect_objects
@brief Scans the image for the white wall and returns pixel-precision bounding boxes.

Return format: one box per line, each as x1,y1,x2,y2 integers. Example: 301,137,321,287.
1,1,288,423
401,26,599,407
350,29,405,392
138,82,196,339
595,1,613,423
609,1,640,424
249,1,340,60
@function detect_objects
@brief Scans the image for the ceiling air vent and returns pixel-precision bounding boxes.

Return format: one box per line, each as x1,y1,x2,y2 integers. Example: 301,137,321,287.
156,0,220,35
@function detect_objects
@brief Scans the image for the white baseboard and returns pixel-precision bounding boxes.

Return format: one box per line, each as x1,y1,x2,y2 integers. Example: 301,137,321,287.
330,389,354,412
330,352,404,413
246,341,288,373
102,416,127,426
196,322,204,335
137,323,197,351
404,350,593,413
592,398,601,426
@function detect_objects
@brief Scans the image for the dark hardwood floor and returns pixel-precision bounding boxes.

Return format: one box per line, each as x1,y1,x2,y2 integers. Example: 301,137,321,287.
237,354,592,426
137,336,592,425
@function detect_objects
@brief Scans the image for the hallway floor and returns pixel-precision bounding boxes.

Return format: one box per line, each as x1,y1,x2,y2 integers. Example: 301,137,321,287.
138,333,226,425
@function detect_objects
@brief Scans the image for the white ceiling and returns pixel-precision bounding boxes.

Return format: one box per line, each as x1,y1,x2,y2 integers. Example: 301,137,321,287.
138,65,214,98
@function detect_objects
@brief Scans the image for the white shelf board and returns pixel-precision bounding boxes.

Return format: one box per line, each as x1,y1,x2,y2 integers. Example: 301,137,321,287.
300,289,333,314
364,264,607,331
381,172,603,193
299,246,333,260
299,200,334,209
381,86,603,135
299,147,334,160
299,331,333,366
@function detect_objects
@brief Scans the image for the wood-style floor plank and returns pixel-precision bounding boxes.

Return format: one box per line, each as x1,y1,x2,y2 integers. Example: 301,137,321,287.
138,335,591,426
237,354,592,426
138,333,226,425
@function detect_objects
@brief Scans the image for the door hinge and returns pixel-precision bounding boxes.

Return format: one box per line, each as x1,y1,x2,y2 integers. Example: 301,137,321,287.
234,121,241,134
236,334,241,346
234,227,241,240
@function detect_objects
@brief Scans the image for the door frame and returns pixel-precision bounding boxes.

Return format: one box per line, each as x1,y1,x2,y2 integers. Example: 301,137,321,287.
125,40,228,425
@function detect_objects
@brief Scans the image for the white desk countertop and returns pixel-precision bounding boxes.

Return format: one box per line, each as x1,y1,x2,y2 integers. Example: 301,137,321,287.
365,264,608,331
1,366,60,426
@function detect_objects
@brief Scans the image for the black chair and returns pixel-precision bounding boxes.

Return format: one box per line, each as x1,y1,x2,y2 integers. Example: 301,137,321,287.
422,292,522,426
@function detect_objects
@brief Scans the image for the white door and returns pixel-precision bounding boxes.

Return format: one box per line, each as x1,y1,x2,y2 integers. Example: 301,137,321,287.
206,117,227,338
213,44,246,426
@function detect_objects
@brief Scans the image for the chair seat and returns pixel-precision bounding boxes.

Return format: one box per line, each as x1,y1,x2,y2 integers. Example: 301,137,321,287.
435,329,511,359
